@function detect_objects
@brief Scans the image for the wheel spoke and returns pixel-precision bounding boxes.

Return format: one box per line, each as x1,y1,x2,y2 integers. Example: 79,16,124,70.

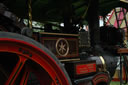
20,68,30,85
0,32,72,85
5,56,27,85
51,82,56,85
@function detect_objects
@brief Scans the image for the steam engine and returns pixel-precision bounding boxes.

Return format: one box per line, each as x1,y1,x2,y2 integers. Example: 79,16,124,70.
0,2,126,85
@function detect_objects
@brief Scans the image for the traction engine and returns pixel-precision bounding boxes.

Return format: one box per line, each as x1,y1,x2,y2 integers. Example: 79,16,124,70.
0,1,126,85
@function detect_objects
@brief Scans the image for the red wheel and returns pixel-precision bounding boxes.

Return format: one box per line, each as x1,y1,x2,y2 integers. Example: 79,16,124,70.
0,32,72,85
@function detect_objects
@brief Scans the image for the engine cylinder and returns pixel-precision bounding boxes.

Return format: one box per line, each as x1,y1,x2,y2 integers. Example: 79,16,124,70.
80,52,118,78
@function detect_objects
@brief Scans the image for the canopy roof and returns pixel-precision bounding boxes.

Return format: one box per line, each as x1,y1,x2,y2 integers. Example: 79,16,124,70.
1,0,128,23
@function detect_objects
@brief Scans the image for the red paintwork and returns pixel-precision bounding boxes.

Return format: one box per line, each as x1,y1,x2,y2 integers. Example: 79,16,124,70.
76,63,96,75
5,56,27,85
106,8,127,28
106,10,114,25
0,38,70,85
114,8,126,28
112,66,126,81
19,67,29,85
92,73,109,85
